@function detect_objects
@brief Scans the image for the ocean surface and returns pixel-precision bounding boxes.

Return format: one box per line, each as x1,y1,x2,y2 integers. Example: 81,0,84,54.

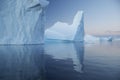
0,41,120,80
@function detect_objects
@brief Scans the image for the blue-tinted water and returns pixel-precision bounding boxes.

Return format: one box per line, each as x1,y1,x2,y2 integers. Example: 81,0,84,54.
0,41,120,80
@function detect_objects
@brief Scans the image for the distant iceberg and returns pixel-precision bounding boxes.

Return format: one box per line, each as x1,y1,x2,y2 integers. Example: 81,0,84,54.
84,35,113,43
84,35,99,43
0,0,49,44
45,11,84,42
100,37,113,42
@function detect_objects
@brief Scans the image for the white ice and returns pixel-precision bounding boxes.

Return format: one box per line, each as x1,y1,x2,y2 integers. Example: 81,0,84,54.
45,11,84,42
0,0,49,44
84,35,113,43
84,35,100,43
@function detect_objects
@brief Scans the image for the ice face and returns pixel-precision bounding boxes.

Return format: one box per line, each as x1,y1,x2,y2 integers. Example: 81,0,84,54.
45,11,84,42
0,0,49,44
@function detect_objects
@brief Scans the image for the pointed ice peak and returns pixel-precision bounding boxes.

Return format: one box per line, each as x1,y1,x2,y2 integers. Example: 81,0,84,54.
72,11,84,27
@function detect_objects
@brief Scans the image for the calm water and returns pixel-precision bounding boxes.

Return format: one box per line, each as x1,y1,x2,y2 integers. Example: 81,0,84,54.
0,41,120,80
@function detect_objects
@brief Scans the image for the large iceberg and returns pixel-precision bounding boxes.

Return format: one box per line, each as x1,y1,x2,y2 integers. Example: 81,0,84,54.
0,0,49,44
45,11,84,42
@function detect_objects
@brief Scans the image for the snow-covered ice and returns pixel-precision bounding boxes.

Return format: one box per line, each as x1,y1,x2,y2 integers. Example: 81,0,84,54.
0,0,49,44
45,11,84,42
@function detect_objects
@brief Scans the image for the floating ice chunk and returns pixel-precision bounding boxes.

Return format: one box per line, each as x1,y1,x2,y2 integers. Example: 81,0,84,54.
45,11,84,42
100,37,113,42
84,35,99,43
84,35,113,43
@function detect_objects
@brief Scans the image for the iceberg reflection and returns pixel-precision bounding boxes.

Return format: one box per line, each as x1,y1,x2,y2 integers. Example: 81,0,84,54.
44,42,85,80
0,45,45,80
0,42,84,80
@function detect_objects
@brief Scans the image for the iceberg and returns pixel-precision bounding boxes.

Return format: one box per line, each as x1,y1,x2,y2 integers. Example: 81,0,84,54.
45,11,84,42
84,35,99,43
84,35,113,43
100,37,113,42
0,0,49,44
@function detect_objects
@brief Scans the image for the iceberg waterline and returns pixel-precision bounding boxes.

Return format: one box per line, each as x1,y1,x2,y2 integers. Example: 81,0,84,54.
0,0,49,44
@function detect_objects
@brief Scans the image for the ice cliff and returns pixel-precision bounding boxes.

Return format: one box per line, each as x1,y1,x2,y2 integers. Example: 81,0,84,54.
45,11,84,42
0,0,49,44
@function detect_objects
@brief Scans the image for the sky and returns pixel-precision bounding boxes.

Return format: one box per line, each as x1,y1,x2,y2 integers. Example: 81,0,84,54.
46,0,120,35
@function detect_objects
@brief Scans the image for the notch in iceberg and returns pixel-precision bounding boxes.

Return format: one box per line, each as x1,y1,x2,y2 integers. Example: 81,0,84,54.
45,11,84,42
